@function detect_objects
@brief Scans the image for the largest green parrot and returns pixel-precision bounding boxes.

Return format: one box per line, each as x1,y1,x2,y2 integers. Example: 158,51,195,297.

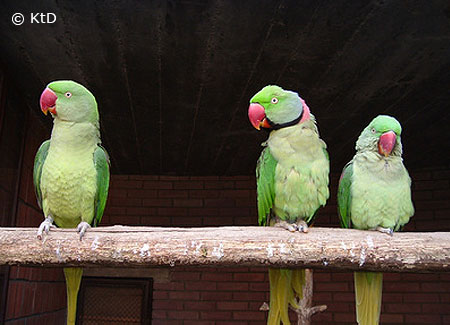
248,85,329,324
337,115,414,325
34,80,110,325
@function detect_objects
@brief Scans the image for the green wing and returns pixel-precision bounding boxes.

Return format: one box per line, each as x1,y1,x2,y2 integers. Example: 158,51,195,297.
92,145,110,227
337,161,353,229
33,140,51,209
256,147,277,226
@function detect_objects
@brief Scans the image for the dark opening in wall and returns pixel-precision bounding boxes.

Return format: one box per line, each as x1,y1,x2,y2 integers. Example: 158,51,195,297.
77,277,153,324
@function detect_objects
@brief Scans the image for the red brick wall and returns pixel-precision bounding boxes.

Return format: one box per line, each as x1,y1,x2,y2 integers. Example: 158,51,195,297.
6,118,450,324
5,111,66,324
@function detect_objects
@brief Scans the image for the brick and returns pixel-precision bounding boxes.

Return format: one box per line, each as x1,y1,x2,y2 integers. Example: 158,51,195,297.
220,207,250,217
432,170,450,179
204,181,234,189
109,197,142,207
169,291,200,300
401,273,439,281
233,311,265,320
184,301,216,311
157,207,188,216
143,180,173,189
142,198,173,207
217,301,248,310
113,180,143,188
126,207,154,215
380,313,404,323
129,175,159,180
185,281,217,291
159,176,189,181
233,273,265,282
201,272,233,282
158,190,188,198
153,282,185,291
173,198,203,207
107,188,127,198
174,181,204,189
204,198,235,207
249,282,269,291
200,311,232,320
201,291,233,301
233,292,266,301
153,290,169,299
153,300,184,310
140,216,171,226
382,293,403,302
184,321,215,325
189,189,220,198
173,216,203,226
127,189,157,198
384,303,421,313
167,311,199,320
422,303,450,313
384,282,420,292
203,216,233,226
171,271,201,281
404,314,442,323
109,215,140,225
315,282,348,292
217,282,249,291
189,176,219,181
333,312,356,323
421,282,450,292
220,190,250,198
235,180,255,189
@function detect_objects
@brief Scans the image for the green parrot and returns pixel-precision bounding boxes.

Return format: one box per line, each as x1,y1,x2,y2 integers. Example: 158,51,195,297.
337,115,414,325
34,80,110,325
248,85,329,324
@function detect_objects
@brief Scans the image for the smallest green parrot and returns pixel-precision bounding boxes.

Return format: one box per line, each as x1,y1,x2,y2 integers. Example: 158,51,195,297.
338,115,414,325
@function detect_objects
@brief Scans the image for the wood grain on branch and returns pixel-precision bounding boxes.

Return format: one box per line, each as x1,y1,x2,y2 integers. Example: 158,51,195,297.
0,226,448,272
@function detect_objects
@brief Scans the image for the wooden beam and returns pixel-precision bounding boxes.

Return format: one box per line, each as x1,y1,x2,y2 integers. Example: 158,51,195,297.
0,226,449,272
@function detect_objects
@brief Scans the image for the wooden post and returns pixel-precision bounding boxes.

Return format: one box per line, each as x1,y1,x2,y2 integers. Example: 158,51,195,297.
292,269,327,325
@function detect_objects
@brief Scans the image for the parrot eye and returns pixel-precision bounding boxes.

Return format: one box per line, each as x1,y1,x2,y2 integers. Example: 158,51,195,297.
65,92,72,98
271,97,278,104
371,128,376,134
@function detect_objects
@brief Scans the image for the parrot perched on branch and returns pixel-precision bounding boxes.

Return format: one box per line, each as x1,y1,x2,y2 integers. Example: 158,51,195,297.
337,115,414,325
33,80,110,325
248,85,329,324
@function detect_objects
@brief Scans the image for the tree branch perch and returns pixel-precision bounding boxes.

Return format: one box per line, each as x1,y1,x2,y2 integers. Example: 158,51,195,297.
0,226,448,272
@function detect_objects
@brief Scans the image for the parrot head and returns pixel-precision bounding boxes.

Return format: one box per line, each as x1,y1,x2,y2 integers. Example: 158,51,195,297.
248,85,310,130
39,80,98,123
356,115,403,157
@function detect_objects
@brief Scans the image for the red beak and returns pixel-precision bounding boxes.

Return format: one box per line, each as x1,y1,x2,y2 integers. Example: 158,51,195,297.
40,88,57,115
248,103,271,130
378,131,396,157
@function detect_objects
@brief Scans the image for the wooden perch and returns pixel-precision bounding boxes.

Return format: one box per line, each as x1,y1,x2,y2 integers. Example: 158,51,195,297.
0,226,449,272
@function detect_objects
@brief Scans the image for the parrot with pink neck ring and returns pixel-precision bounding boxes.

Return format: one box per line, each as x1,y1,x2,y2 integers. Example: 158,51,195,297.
248,85,329,324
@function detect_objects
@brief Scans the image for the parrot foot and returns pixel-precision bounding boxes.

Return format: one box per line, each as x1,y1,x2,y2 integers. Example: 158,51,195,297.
274,220,298,232
37,216,55,240
375,226,394,236
77,222,91,240
296,220,309,233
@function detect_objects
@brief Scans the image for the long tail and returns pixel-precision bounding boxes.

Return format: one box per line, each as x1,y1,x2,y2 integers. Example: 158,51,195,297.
63,267,83,325
354,272,383,325
267,268,305,325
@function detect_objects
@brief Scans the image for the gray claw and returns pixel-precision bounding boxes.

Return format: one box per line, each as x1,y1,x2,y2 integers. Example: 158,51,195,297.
77,221,91,240
37,216,54,240
297,220,309,233
376,226,394,236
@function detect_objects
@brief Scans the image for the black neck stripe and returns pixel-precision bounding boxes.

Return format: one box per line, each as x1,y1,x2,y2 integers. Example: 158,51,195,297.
265,110,304,130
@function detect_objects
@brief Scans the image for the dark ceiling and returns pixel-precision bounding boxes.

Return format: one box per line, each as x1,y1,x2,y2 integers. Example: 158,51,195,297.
1,0,449,175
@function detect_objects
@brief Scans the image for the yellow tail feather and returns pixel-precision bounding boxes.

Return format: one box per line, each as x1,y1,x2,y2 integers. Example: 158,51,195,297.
267,269,306,325
354,272,383,325
64,267,83,325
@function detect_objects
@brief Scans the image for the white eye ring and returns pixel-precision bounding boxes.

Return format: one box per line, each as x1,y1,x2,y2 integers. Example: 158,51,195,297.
271,97,278,104
65,92,72,98
371,128,376,134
